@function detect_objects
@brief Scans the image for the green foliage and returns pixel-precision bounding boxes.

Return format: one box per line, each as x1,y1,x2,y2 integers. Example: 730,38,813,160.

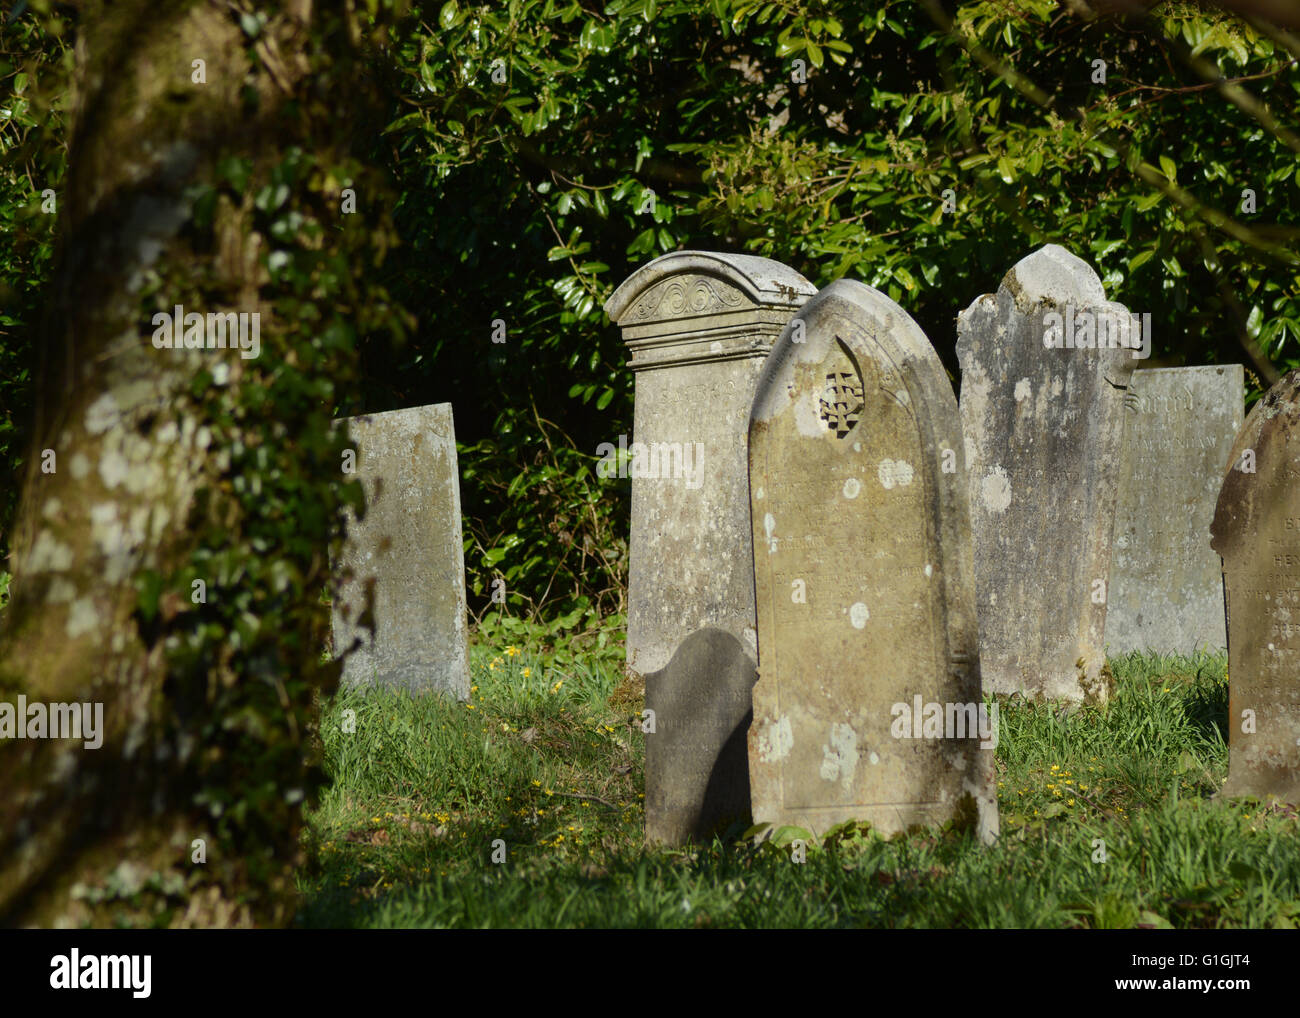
340,0,1300,623
0,8,67,563
6,3,1299,621
133,7,413,921
460,410,626,622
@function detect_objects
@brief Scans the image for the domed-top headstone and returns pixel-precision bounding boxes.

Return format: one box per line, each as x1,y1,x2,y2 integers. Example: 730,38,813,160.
747,278,997,844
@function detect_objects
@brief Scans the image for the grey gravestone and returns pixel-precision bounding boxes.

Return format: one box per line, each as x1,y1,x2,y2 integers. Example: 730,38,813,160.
1211,370,1300,803
605,251,815,844
748,278,998,843
1108,365,1244,655
331,403,470,698
957,244,1140,703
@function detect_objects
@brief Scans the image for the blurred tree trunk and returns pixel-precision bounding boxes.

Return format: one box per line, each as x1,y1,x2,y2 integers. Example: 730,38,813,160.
0,0,382,927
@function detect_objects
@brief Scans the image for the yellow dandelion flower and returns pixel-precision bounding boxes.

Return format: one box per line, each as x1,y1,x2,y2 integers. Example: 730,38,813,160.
506,645,520,657
531,780,541,787
1067,799,1076,806
523,667,532,678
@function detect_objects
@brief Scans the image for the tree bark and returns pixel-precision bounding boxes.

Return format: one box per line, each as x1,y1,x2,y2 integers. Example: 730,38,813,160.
0,0,375,928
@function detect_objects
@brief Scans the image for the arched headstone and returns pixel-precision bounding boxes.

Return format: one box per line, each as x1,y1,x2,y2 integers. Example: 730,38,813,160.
748,278,997,843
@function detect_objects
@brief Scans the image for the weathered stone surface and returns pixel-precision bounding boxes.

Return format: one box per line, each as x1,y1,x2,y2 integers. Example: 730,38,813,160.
748,278,998,843
1211,370,1300,802
331,403,470,698
957,244,1139,703
1109,366,1244,655
643,629,757,843
605,251,815,844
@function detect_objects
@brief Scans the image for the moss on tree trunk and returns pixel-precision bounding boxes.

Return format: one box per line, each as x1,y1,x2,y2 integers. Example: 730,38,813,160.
0,0,405,927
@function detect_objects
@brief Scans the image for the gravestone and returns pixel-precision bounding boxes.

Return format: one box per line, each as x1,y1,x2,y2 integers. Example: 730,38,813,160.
605,250,816,844
642,629,758,843
330,403,471,698
748,278,998,843
957,244,1140,703
1108,365,1243,655
1211,370,1300,803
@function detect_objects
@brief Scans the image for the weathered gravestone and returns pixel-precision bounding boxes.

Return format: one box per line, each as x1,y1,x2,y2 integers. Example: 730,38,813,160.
605,251,816,844
1211,370,1300,803
748,278,998,843
330,403,470,698
957,244,1141,703
1109,365,1244,655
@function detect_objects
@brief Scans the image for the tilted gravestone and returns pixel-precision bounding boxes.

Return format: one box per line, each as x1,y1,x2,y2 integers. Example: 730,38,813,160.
330,403,470,698
1108,365,1244,655
605,251,816,844
1211,370,1300,803
748,278,998,843
957,244,1140,703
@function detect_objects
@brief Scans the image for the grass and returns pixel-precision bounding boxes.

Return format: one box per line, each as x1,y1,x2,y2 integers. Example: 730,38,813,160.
293,639,1300,928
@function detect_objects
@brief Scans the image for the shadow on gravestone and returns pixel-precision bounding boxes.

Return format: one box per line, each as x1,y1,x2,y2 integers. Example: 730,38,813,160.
604,251,814,847
643,627,758,845
1211,369,1300,803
